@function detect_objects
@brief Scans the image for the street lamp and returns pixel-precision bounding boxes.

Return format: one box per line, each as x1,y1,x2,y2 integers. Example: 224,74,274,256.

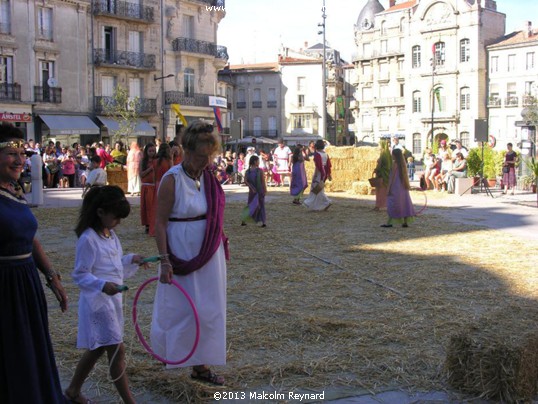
318,0,327,142
430,45,437,150
154,73,174,81
154,73,174,140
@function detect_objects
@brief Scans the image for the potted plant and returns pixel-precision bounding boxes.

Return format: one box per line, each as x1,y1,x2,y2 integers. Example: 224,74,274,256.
466,148,482,185
524,158,538,199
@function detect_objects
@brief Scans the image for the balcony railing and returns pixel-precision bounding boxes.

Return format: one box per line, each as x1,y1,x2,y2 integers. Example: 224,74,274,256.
505,96,519,107
252,101,262,108
94,96,157,115
34,86,62,103
93,0,154,23
165,91,212,107
197,0,225,6
243,129,278,138
267,100,277,108
523,95,535,106
172,37,229,61
236,101,246,109
487,97,501,107
373,97,404,107
93,48,156,70
0,83,21,101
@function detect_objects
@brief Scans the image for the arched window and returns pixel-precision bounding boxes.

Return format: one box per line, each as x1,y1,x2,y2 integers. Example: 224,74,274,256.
434,42,445,66
412,91,421,113
184,68,194,96
399,17,405,33
460,39,470,62
380,20,387,35
412,45,421,68
460,87,470,110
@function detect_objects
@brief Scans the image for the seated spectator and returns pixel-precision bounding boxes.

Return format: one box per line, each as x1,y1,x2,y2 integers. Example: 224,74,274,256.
434,154,453,191
424,152,438,190
447,152,467,194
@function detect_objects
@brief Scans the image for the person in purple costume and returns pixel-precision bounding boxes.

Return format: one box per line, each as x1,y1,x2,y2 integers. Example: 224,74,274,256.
290,144,308,205
241,155,267,227
381,148,416,228
0,123,69,403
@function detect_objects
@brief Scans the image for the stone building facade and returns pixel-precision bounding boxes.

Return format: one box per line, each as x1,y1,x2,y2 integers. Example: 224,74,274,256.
352,0,505,156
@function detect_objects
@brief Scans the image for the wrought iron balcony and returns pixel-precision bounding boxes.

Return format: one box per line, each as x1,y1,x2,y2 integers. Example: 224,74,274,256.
172,37,228,61
505,96,519,107
94,96,157,115
243,129,278,138
197,0,225,7
34,86,62,103
487,97,501,107
267,100,277,108
93,48,156,70
93,0,154,23
165,91,213,107
523,95,535,106
0,83,21,101
252,101,262,108
236,101,246,109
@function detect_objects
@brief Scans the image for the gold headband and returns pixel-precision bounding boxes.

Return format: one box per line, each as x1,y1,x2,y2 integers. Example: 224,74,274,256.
0,140,25,149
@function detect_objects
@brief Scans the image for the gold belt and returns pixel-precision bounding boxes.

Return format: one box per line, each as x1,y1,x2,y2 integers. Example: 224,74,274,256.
0,252,32,261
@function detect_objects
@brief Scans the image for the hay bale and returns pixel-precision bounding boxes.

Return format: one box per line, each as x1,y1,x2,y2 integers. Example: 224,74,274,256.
446,326,538,402
349,181,374,195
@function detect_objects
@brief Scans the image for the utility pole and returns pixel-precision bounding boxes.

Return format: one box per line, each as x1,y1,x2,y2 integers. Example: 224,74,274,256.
318,0,327,141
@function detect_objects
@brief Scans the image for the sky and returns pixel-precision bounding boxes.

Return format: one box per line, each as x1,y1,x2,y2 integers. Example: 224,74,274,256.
218,0,538,65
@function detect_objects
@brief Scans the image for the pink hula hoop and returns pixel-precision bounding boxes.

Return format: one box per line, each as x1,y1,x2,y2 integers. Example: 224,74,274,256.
132,276,200,365
411,187,428,215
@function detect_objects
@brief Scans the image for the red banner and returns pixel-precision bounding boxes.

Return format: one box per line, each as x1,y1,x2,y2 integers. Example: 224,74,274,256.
0,112,32,122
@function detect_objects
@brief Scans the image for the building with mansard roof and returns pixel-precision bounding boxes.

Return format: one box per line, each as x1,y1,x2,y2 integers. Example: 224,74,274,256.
351,0,505,157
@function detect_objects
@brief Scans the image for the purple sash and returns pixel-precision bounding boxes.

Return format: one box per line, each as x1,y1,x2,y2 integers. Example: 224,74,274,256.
168,169,229,275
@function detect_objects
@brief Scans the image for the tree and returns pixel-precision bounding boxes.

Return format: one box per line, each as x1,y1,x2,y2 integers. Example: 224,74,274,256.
100,86,140,144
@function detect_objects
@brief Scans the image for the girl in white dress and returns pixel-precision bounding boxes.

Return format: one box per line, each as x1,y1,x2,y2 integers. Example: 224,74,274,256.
65,186,147,404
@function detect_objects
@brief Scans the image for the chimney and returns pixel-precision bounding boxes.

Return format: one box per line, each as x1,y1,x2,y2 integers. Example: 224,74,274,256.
524,21,532,38
389,0,396,7
304,41,308,49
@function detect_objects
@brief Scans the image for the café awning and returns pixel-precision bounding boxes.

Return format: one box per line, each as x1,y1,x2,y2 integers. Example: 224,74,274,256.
96,116,155,137
40,115,100,135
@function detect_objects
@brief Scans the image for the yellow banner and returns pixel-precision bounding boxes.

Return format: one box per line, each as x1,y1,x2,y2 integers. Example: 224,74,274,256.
171,104,187,126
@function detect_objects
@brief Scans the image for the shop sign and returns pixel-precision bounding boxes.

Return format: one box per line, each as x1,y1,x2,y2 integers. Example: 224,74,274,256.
0,112,32,122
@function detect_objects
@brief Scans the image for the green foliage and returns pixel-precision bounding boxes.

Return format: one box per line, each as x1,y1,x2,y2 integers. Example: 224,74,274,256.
100,86,140,143
525,157,538,182
466,145,503,178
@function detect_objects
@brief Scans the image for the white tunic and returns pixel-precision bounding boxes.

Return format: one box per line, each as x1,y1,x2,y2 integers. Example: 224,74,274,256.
72,228,138,350
150,164,227,368
303,151,332,211
273,146,292,173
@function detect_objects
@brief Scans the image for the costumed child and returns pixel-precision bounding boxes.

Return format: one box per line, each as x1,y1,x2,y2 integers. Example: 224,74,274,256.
290,144,308,205
65,185,148,404
241,155,267,227
381,148,416,228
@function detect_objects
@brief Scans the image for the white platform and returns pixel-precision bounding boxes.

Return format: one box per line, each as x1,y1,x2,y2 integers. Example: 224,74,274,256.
454,177,474,196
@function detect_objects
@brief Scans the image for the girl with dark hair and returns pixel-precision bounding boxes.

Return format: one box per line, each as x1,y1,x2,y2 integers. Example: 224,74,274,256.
241,155,267,226
140,143,156,234
290,144,308,205
381,148,416,228
66,186,147,404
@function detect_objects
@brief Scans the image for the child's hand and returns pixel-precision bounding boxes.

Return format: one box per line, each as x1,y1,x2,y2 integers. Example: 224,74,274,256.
102,282,120,296
132,254,149,270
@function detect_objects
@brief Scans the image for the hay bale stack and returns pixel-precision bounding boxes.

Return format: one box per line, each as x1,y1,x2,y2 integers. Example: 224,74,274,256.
446,325,538,402
304,146,379,193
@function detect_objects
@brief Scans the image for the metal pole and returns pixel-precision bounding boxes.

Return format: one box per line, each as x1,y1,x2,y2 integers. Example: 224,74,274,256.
430,50,435,150
321,0,327,141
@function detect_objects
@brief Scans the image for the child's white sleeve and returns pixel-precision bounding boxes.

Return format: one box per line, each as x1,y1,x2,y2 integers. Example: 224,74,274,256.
121,253,139,279
73,234,106,292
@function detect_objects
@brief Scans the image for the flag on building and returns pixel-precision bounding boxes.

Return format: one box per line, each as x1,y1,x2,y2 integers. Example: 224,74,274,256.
171,104,187,126
213,107,223,133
